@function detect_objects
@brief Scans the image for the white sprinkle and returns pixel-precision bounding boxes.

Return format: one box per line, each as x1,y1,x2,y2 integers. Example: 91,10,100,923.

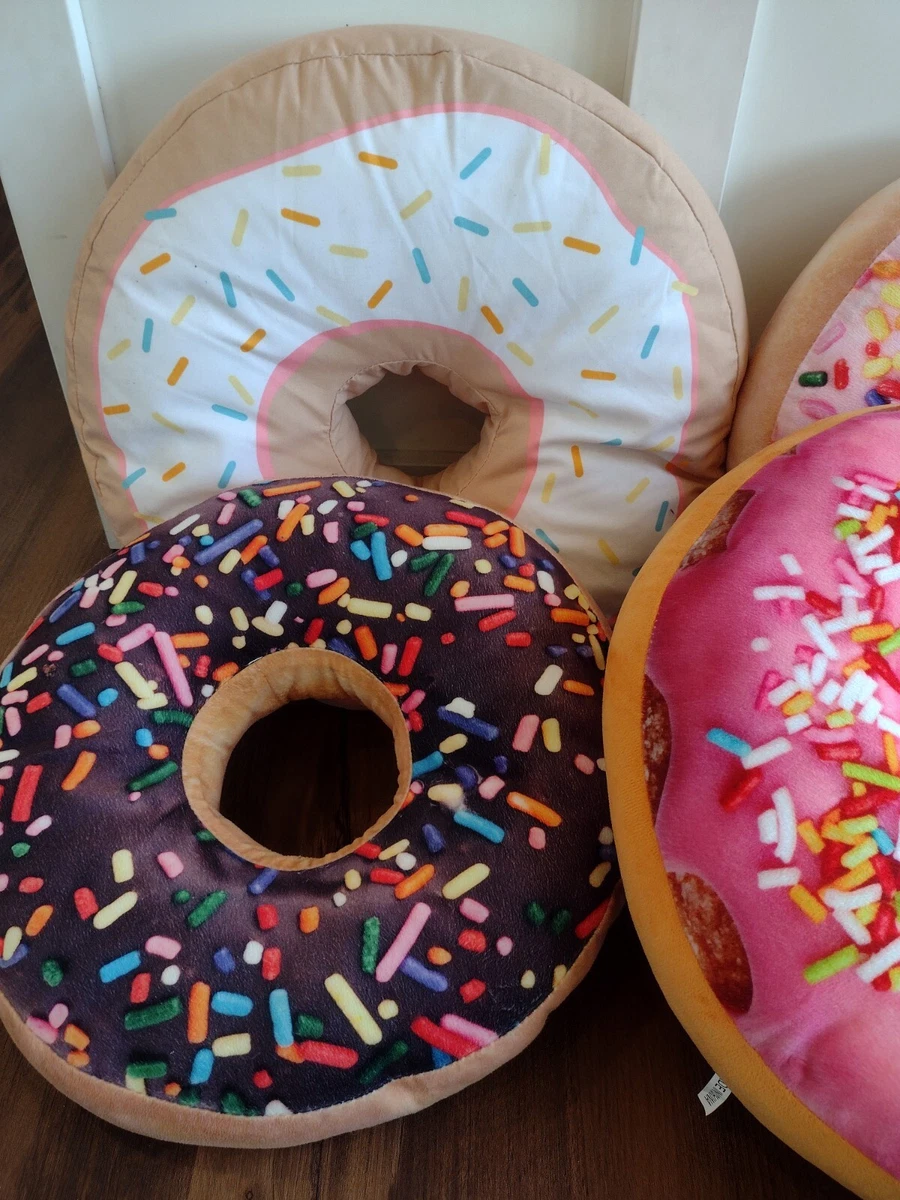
757,868,801,889
833,476,855,490
822,883,882,910
768,679,802,706
536,571,555,593
793,663,813,690
390,550,408,567
277,500,295,519
758,809,778,844
855,525,893,555
801,613,838,659
810,654,828,686
266,601,287,625
333,892,347,907
860,484,892,502
243,939,263,965
421,536,472,551
753,585,805,601
856,935,900,982
875,562,900,586
840,670,878,711
317,499,338,514
741,738,792,770
445,697,476,718
750,638,771,653
859,697,883,724
785,713,812,734
168,512,201,535
772,787,797,864
780,554,803,576
832,908,872,946
534,665,563,696
265,1100,292,1116
395,851,417,871
818,679,842,705
837,504,872,520
161,965,181,986
878,714,900,737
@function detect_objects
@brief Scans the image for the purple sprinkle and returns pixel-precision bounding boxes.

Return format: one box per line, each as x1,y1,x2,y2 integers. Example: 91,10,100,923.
258,546,280,568
499,554,518,569
454,765,479,789
399,956,448,991
422,823,445,853
213,947,236,973
248,867,278,895
547,645,567,658
493,756,508,774
327,637,358,661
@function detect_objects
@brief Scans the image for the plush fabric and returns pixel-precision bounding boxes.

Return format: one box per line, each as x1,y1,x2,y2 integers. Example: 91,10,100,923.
606,407,900,1199
65,24,746,614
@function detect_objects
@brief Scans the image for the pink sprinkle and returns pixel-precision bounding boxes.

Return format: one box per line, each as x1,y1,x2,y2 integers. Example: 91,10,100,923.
306,568,337,588
410,780,424,794
375,901,431,983
512,714,540,753
574,754,595,775
48,1003,68,1029
145,935,182,959
218,490,237,501
544,594,561,607
440,1012,498,1046
47,651,63,663
105,615,128,627
495,936,513,956
26,1016,57,1045
756,670,781,711
459,898,489,923
323,521,339,544
804,725,856,744
25,815,51,837
153,631,193,707
128,791,141,802
0,767,13,781
2,692,27,706
100,557,127,580
79,587,99,609
856,471,895,489
347,501,365,512
164,587,179,597
401,689,426,714
5,708,21,737
836,558,869,592
812,319,845,353
217,501,236,526
0,875,7,892
162,544,182,564
117,623,156,652
157,851,184,879
381,643,397,674
54,725,72,750
453,594,514,612
21,644,49,666
794,644,816,664
529,827,546,850
478,775,505,799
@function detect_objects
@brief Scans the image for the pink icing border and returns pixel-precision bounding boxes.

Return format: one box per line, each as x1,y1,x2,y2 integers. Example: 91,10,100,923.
256,320,544,513
90,103,698,527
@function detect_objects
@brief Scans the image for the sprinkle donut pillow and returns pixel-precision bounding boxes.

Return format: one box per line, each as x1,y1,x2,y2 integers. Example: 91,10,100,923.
731,177,900,466
0,475,616,1146
66,24,746,615
606,407,900,1198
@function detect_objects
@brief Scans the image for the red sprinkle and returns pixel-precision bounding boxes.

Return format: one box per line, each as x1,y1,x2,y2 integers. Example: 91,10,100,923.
261,947,281,980
869,902,897,948
398,636,422,677
478,609,516,632
253,1070,274,1089
25,692,51,713
97,643,124,663
304,617,324,645
370,868,404,885
505,632,531,647
137,582,164,597
354,513,389,527
873,973,893,991
873,378,900,400
11,764,42,823
355,842,381,860
833,358,849,390
298,1040,359,1069
864,648,900,692
193,654,210,678
518,563,535,577
256,904,278,931
574,899,611,940
410,1016,479,1058
130,973,151,1005
869,584,886,614
805,591,841,618
866,340,882,358
459,979,486,1003
815,741,862,762
440,632,455,645
445,510,486,528
720,768,762,812
18,877,43,893
407,710,424,733
457,929,487,952
73,887,99,920
254,568,284,591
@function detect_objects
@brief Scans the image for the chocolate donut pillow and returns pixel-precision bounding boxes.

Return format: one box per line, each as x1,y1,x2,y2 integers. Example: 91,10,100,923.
606,407,900,1199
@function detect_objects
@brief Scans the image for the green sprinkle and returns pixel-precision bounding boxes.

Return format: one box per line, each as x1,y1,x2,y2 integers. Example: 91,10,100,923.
221,1090,258,1115
186,890,228,929
842,763,900,791
549,909,572,936
423,552,454,597
880,630,900,656
152,710,193,726
834,519,862,540
895,891,900,922
352,522,378,540
525,901,546,927
177,1086,202,1107
237,488,262,508
128,760,179,791
409,551,439,572
798,370,828,387
361,916,380,975
126,1059,168,1079
172,889,191,905
803,945,860,983
70,658,97,678
358,1040,409,1087
0,708,5,736
11,843,29,858
294,1013,324,1040
42,959,64,987
195,829,217,842
111,601,145,615
124,996,183,1030
285,582,304,597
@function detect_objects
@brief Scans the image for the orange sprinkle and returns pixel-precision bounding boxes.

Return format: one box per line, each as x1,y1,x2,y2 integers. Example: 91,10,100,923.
394,524,424,546
551,608,591,626
67,1051,90,1069
851,623,895,642
103,404,130,416
61,751,96,791
187,981,210,1044
318,576,350,605
563,236,600,254
240,328,266,352
280,208,320,226
484,533,507,549
140,252,171,274
276,503,310,542
25,904,53,937
507,791,563,827
299,906,320,934
161,462,186,482
385,683,410,697
171,632,209,649
64,1025,90,1050
354,626,378,661
172,556,191,570
240,534,268,563
571,445,584,478
480,305,504,334
394,864,435,899
427,946,452,966
358,152,398,169
163,1082,182,1097
508,527,526,557
368,279,393,309
404,494,420,502
72,720,100,739
563,680,596,696
424,524,467,538
212,662,239,682
873,261,900,279
194,575,209,588
177,654,190,669
262,481,321,497
450,581,470,599
148,744,170,761
504,575,536,592
581,369,616,381
483,520,509,536
167,356,189,386
277,1042,305,1063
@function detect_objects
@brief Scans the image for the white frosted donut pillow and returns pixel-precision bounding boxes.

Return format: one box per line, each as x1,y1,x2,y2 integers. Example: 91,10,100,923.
66,24,746,613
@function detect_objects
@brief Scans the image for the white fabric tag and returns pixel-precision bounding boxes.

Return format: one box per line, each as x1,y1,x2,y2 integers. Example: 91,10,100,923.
698,1072,732,1115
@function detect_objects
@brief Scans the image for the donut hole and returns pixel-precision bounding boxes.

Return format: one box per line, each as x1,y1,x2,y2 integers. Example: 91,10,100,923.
348,367,486,478
181,647,412,870
219,698,398,858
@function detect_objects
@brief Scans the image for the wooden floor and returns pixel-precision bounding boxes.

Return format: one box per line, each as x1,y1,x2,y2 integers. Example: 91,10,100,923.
0,189,854,1200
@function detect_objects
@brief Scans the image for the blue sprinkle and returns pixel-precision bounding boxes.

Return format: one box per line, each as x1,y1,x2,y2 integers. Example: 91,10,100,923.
603,438,623,446
130,541,146,565
258,546,280,568
97,688,119,707
350,539,372,561
211,991,254,1017
56,622,95,647
499,554,517,569
453,809,505,843
512,277,539,307
266,269,295,302
269,988,293,1047
432,1046,453,1068
437,707,499,741
249,867,278,895
494,756,508,774
190,1048,215,1085
399,956,448,991
655,500,669,531
873,827,895,854
865,389,891,407
537,560,555,572
535,528,559,552
56,684,96,719
459,147,492,179
706,728,751,757
212,404,248,422
576,644,594,658
547,645,567,658
412,750,444,779
220,271,237,308
199,535,214,546
218,461,237,488
145,208,177,220
213,947,236,974
453,216,489,237
454,765,479,789
122,468,147,490
135,728,153,748
370,530,392,581
49,591,82,623
412,247,431,283
0,662,14,688
641,325,660,359
599,843,617,863
194,519,264,565
327,637,358,661
422,823,445,853
99,950,142,983
0,944,28,969
148,541,160,549
630,226,645,265
141,319,153,353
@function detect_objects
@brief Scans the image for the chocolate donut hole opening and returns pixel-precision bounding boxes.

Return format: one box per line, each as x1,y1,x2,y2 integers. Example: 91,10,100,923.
219,699,397,858
181,647,413,870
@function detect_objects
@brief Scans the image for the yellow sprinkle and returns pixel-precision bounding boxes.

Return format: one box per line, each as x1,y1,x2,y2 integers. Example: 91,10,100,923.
588,306,619,334
825,710,854,728
368,280,393,309
4,668,36,692
240,328,266,352
457,276,470,312
329,244,368,258
228,376,254,406
513,220,552,234
597,539,619,565
789,884,827,923
195,605,213,626
885,732,900,775
439,733,468,754
106,339,131,360
442,863,490,900
212,1033,251,1057
474,559,491,574
124,1074,146,1095
782,691,814,716
2,927,22,961
152,412,185,433
863,357,892,379
589,862,611,888
672,365,684,400
170,295,195,325
282,163,321,176
103,404,130,416
866,308,890,339
316,306,350,327
333,480,355,498
823,861,876,893
139,253,170,275
652,435,675,451
851,623,895,641
324,973,382,1044
230,607,249,631
626,478,650,503
506,342,533,366
378,840,409,861
564,237,600,254
108,569,137,606
581,369,616,381
520,970,536,989
538,134,551,175
541,473,556,503
405,603,431,622
541,718,561,752
378,1000,398,1020
161,462,186,483
344,869,362,891
93,890,137,929
219,549,241,575
552,964,567,990
881,283,900,308
571,445,584,478
111,849,134,883
357,151,398,168
399,190,432,219
280,208,320,226
671,281,699,296
114,662,154,700
569,400,597,418
858,902,879,925
231,209,249,246
841,837,879,869
167,356,189,386
481,305,503,334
